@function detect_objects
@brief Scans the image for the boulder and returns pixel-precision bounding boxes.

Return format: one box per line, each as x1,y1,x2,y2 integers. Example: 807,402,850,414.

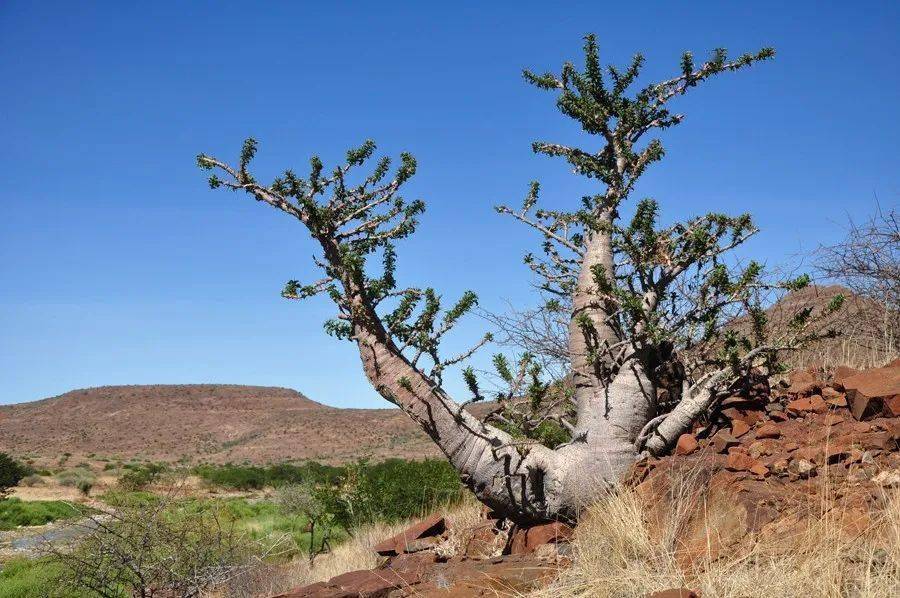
787,369,822,396
730,420,751,438
786,395,827,416
833,365,861,390
510,521,574,554
373,514,446,556
675,433,700,455
756,423,780,439
725,451,762,473
841,362,900,420
710,430,740,454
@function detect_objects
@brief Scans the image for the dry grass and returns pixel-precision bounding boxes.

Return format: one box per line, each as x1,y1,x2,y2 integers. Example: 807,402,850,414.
220,497,483,597
529,482,900,598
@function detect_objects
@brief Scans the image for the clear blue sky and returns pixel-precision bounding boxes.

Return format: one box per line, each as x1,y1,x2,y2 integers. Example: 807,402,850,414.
1,1,898,407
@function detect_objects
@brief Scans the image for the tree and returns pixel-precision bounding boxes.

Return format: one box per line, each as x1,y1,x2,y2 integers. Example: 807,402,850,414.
0,452,28,498
46,493,253,598
197,36,838,523
275,482,337,564
817,205,899,356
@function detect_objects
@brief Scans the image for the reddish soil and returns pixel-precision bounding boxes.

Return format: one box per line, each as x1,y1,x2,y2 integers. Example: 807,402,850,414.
0,384,494,465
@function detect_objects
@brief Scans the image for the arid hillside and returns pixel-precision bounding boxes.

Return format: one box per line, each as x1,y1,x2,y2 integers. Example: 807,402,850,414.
0,384,466,465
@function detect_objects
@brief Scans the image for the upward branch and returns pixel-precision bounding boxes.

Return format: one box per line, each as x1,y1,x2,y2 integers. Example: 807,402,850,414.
498,36,775,403
198,141,490,393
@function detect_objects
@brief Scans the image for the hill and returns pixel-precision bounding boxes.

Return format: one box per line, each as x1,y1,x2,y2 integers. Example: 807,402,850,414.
0,384,458,465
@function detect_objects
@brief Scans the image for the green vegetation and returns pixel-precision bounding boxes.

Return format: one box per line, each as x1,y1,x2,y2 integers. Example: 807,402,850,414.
194,461,342,490
0,453,30,497
0,498,84,530
54,468,95,491
338,459,464,526
193,458,464,527
207,497,343,557
0,557,88,598
117,462,167,491
0,458,465,596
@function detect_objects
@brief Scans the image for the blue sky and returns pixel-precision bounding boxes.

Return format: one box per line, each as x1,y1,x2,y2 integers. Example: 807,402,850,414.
1,1,898,407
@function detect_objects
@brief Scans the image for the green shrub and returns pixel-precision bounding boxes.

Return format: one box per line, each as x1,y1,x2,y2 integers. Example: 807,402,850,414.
194,462,342,490
117,462,166,491
76,481,92,496
54,469,95,489
20,474,45,487
0,499,83,530
51,498,251,597
337,459,463,526
0,453,29,496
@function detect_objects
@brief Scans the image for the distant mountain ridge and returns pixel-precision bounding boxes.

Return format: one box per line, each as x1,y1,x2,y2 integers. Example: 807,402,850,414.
0,384,448,465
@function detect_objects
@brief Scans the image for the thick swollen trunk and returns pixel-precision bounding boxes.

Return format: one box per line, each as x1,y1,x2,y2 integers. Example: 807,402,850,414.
555,360,655,512
352,326,566,522
569,223,623,422
345,231,662,522
354,321,656,521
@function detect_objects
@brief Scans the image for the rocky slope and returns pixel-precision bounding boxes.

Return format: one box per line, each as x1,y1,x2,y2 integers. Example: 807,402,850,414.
276,359,900,597
0,384,473,465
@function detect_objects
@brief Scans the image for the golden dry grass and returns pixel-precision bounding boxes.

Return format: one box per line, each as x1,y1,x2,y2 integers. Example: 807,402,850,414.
220,498,483,597
529,484,900,598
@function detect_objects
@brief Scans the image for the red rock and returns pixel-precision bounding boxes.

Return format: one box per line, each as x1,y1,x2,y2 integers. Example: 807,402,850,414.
675,433,700,455
711,430,740,454
373,513,446,556
787,369,821,395
770,458,790,476
822,386,842,398
523,521,574,552
509,527,528,556
721,407,765,425
824,412,846,427
725,452,761,473
769,410,788,421
649,590,700,598
756,423,780,439
884,395,900,417
464,524,502,559
786,395,827,416
833,365,861,390
826,395,848,408
841,363,900,420
731,420,751,438
749,463,770,477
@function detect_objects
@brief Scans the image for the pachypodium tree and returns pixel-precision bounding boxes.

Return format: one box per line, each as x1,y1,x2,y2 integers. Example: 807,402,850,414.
197,37,838,523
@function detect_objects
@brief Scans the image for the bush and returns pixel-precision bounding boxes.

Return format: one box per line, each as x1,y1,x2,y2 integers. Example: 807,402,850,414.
117,462,166,491
0,499,83,530
335,459,464,527
194,462,342,490
20,474,45,488
49,495,252,597
54,469,95,490
76,481,92,496
0,453,29,497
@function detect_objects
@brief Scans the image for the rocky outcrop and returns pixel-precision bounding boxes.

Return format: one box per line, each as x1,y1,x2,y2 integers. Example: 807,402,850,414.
278,359,900,597
631,359,900,567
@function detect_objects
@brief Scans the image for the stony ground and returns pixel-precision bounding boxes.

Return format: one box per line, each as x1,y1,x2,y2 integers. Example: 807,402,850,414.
275,359,900,597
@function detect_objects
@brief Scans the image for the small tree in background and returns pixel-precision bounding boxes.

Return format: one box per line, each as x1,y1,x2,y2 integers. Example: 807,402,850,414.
198,36,839,522
817,205,899,357
46,493,253,598
275,482,337,564
0,452,28,498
